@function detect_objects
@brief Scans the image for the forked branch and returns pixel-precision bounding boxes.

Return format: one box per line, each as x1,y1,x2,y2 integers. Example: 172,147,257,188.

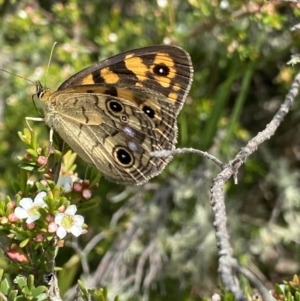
211,72,300,301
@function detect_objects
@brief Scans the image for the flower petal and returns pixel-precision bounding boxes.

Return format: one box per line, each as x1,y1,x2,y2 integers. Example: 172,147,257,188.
65,204,77,215
34,192,47,207
57,176,73,193
14,207,29,219
73,215,84,226
26,215,40,224
70,225,83,237
54,213,64,225
19,198,33,210
56,226,67,239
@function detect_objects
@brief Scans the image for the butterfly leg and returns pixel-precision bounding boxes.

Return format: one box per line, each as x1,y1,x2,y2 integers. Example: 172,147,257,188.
25,117,45,132
25,116,54,145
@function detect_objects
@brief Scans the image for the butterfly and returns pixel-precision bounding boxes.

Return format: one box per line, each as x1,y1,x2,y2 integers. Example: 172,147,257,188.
36,45,193,185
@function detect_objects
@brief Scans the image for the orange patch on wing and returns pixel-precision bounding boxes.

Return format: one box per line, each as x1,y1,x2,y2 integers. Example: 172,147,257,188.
173,83,181,91
125,55,148,81
168,92,178,102
117,88,138,105
154,78,171,88
81,74,94,85
100,67,120,84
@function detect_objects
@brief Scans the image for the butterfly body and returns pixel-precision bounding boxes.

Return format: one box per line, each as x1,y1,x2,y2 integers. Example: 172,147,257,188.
37,45,193,185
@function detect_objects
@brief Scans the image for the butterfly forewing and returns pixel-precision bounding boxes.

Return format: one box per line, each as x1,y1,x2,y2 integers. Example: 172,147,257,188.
58,45,193,113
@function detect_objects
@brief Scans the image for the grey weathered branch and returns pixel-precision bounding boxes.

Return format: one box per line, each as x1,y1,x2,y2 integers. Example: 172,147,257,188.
211,72,300,301
150,147,224,168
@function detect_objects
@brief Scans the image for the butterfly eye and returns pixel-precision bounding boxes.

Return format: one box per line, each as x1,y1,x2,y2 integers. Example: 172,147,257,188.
153,63,169,76
106,99,129,124
109,101,123,112
114,147,134,166
121,116,128,123
142,105,155,118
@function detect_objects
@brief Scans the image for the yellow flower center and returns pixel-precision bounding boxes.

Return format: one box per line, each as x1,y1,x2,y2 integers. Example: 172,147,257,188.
28,205,40,217
61,215,74,230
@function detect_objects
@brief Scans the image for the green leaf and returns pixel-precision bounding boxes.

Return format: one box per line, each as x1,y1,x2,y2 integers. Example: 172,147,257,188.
0,277,10,295
53,149,63,163
77,280,89,299
78,197,100,211
27,274,35,291
21,285,31,295
30,130,39,151
36,182,48,192
275,283,285,294
286,291,293,301
16,275,27,289
26,148,38,158
20,238,30,248
14,233,29,241
90,173,101,189
19,163,36,171
8,289,18,300
18,129,31,145
31,286,47,297
92,287,109,301
35,293,49,301
16,168,29,193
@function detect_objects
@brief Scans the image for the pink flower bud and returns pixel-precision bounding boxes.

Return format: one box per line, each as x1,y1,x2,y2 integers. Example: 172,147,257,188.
82,179,90,188
37,156,47,166
7,202,16,211
8,213,17,223
45,214,54,223
48,222,58,233
27,222,36,230
82,189,92,200
35,234,44,242
73,183,83,192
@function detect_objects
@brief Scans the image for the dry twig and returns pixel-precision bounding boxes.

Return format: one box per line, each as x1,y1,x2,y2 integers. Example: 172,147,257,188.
211,72,300,300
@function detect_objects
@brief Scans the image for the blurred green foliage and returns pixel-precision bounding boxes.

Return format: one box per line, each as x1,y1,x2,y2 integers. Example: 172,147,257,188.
1,0,300,300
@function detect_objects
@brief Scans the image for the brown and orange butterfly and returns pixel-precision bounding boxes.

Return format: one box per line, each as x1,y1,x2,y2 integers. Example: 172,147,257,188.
36,45,193,184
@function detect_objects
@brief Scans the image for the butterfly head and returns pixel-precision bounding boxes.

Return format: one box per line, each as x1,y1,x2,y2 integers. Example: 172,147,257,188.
32,81,55,119
35,80,53,102
36,81,46,98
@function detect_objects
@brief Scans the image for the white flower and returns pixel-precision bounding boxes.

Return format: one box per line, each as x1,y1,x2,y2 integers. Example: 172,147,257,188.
54,205,84,239
14,192,47,224
57,176,73,193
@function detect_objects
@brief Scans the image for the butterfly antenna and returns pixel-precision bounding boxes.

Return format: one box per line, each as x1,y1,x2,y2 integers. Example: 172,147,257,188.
44,41,57,87
0,68,35,84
